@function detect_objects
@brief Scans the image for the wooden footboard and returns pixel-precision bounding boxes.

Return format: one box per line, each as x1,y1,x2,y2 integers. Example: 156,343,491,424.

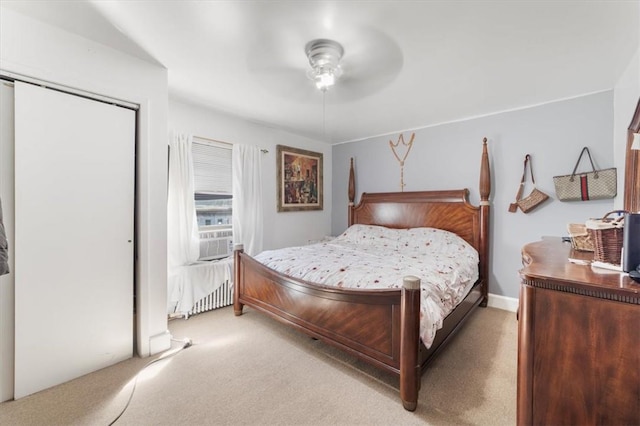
235,245,484,410
234,246,422,409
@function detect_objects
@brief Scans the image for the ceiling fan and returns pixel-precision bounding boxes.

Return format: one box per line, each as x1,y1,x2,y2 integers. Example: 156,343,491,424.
246,26,404,103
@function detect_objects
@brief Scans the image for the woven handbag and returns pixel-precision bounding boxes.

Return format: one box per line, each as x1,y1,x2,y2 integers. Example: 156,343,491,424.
586,210,626,265
553,147,617,201
567,223,594,252
509,154,550,213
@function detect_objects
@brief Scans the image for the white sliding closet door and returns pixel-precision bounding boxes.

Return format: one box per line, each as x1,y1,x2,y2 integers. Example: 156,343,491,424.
0,82,16,402
14,82,135,398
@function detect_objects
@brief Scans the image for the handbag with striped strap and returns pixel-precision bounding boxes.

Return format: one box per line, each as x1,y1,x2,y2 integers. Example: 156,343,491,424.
553,147,617,201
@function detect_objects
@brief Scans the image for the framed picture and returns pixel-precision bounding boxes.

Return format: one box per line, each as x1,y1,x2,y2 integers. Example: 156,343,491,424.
277,145,323,212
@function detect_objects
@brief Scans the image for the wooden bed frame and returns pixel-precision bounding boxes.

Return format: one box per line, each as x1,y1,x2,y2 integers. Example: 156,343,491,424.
234,138,491,411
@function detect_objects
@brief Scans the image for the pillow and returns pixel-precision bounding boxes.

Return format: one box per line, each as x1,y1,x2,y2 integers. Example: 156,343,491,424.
398,227,478,260
334,224,401,249
337,224,477,260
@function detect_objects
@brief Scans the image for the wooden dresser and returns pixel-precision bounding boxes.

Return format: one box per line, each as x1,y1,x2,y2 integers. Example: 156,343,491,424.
518,237,640,426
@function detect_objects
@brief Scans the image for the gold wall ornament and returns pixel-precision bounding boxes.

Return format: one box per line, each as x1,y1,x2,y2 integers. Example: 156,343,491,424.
389,132,415,191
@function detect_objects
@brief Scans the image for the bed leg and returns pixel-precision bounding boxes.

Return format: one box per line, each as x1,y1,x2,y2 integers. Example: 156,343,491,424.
480,296,488,308
402,399,418,412
479,278,489,307
233,291,244,316
400,276,421,412
234,303,244,316
233,244,244,316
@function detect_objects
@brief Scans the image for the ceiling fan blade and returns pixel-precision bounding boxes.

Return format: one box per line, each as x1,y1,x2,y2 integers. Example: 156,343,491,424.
330,28,404,102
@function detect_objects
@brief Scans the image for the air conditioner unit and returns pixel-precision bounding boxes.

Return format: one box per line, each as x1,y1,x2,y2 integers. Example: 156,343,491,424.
199,228,233,261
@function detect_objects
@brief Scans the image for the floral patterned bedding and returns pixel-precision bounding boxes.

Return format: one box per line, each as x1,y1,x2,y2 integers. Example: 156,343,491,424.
253,224,479,348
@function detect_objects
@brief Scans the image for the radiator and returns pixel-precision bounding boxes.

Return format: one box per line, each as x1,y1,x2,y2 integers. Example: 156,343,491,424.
188,279,234,317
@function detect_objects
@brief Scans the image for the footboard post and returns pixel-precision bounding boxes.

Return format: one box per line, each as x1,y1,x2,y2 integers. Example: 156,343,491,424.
233,244,244,316
400,275,421,411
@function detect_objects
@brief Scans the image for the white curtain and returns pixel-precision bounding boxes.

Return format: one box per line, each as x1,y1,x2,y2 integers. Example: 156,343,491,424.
167,132,200,268
232,144,263,256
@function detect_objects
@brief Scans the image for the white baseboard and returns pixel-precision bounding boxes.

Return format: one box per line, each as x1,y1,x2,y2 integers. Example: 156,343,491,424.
149,330,171,355
487,293,518,312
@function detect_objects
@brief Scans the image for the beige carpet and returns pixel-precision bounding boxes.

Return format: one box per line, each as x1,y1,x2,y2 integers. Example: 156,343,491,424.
0,306,516,425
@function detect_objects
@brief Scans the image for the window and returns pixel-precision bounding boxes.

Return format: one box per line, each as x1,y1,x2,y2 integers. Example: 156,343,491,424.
194,194,232,227
192,137,233,260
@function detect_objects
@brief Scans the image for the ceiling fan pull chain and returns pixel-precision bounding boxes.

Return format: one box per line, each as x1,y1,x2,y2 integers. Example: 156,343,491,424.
322,90,326,141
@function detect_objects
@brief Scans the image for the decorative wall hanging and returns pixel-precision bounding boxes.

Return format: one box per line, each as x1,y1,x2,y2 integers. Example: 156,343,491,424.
277,145,323,212
389,133,415,191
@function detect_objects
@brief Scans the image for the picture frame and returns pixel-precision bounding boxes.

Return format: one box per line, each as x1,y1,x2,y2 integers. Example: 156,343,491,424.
277,144,323,212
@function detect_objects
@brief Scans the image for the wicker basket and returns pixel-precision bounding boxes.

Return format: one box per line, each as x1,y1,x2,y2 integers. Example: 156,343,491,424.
585,210,626,265
567,223,594,252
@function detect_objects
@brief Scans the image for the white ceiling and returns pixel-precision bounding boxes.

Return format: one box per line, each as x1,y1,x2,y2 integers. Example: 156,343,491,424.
3,0,639,144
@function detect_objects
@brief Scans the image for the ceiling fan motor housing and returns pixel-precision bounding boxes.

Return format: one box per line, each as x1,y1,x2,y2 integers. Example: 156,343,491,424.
305,39,344,86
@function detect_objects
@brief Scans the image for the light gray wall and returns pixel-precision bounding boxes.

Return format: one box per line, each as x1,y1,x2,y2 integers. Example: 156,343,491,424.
332,91,615,299
169,98,333,250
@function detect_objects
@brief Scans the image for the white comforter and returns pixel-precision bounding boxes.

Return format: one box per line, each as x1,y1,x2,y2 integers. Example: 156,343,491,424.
254,224,479,348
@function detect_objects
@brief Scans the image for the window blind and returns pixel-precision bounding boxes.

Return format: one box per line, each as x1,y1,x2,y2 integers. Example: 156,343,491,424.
192,138,232,195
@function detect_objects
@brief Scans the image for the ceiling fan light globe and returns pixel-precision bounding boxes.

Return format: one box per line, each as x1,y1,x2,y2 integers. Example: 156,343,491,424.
315,72,335,91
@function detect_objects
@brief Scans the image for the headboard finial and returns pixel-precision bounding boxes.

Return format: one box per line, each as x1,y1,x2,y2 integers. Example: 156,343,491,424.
348,157,355,204
480,138,491,202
